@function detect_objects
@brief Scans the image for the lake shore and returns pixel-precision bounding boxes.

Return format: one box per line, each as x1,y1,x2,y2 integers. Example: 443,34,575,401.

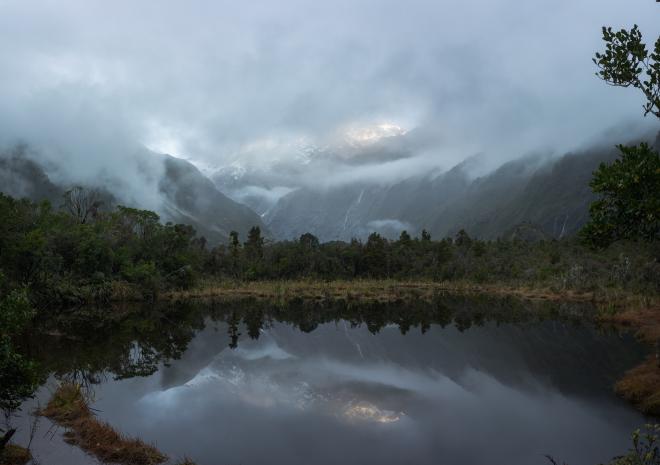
163,278,660,415
38,383,193,465
164,278,591,303
8,279,658,464
162,278,654,308
0,444,30,465
601,305,660,415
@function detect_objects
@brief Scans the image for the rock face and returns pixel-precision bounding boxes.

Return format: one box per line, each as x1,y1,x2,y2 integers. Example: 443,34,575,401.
0,146,62,205
261,144,622,242
0,146,265,245
502,222,550,243
209,128,660,243
158,155,266,244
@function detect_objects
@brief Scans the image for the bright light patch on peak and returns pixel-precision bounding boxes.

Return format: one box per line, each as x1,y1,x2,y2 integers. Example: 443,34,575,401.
143,120,186,158
343,401,403,424
345,123,407,146
145,136,183,158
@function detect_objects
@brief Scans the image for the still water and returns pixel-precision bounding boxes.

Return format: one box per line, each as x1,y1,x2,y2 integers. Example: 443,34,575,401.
14,296,650,465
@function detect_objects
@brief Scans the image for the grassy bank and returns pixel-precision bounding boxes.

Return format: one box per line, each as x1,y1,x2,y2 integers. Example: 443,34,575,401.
166,278,660,416
40,383,169,465
3,191,657,309
25,283,660,463
54,274,655,308
163,277,657,309
602,305,660,415
0,445,30,465
163,278,588,302
31,277,660,420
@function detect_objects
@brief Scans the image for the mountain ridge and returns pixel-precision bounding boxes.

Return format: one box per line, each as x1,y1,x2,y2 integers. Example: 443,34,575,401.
230,131,660,242
0,146,266,245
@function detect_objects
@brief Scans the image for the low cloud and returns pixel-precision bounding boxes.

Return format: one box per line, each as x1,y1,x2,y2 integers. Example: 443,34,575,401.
366,219,415,238
0,0,659,201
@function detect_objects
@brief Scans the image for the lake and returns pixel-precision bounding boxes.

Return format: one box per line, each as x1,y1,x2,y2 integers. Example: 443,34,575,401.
10,295,651,465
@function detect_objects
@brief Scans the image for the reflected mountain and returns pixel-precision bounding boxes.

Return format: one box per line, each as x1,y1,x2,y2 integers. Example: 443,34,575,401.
20,296,649,465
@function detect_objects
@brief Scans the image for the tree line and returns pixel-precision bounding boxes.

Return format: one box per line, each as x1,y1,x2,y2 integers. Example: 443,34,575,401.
0,188,657,307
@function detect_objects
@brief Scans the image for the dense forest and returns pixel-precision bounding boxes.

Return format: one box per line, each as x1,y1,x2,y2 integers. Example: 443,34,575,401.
1,188,658,311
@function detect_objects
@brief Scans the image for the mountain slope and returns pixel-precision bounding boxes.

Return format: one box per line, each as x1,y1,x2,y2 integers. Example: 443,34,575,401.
0,146,265,245
159,155,266,243
0,146,62,205
262,139,646,241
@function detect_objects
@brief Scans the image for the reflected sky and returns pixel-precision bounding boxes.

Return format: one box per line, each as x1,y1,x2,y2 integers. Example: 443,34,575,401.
81,319,647,465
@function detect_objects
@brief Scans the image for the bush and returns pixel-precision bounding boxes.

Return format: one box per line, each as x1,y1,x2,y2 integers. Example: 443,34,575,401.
0,283,39,411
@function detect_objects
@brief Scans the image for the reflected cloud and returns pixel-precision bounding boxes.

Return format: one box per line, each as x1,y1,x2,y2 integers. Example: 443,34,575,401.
83,312,646,465
233,341,295,361
343,401,403,424
139,333,420,424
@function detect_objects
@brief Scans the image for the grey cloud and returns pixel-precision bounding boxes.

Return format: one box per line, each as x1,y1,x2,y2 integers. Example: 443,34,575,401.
366,219,416,238
0,0,658,196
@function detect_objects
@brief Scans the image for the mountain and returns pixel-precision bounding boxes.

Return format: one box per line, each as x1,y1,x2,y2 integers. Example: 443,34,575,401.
420,146,618,240
210,125,434,220
3,129,657,245
261,147,616,242
259,155,522,241
215,131,659,242
158,155,266,243
0,145,62,205
0,146,265,245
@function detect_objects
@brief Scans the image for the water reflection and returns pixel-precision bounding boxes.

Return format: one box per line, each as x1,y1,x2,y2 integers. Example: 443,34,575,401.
343,402,403,423
18,296,650,465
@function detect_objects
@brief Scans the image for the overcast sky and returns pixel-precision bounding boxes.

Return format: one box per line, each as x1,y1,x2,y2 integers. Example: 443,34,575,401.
1,0,659,188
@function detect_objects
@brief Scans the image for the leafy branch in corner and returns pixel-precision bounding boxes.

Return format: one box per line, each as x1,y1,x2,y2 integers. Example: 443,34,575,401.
594,25,660,118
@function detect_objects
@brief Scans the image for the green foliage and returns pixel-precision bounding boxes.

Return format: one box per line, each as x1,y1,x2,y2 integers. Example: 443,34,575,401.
0,286,33,335
581,143,660,248
0,278,38,411
0,185,658,305
607,424,660,465
201,226,657,294
244,226,264,263
586,25,660,248
0,190,206,305
121,261,160,299
299,233,320,250
594,25,660,118
455,229,473,248
363,233,388,277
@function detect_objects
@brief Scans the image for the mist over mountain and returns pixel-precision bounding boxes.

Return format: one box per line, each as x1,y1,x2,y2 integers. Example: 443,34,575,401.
210,129,658,242
1,1,659,245
1,124,656,246
0,146,265,245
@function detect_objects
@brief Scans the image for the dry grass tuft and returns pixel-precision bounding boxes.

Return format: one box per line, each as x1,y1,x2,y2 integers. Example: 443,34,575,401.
40,383,167,465
175,458,198,465
109,280,144,301
604,306,660,341
616,355,660,416
602,304,660,415
0,445,31,465
162,278,605,305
